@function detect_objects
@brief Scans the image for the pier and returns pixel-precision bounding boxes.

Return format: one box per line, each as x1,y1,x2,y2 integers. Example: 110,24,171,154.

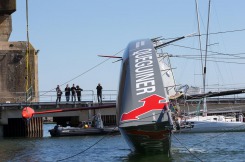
1,90,245,137
1,0,245,138
0,90,117,137
0,101,116,137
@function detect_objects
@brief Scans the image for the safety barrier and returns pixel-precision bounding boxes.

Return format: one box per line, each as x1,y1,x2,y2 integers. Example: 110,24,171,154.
0,90,117,103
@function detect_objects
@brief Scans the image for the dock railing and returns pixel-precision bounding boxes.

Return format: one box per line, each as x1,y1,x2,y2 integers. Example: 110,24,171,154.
1,89,245,104
0,90,117,103
37,90,117,103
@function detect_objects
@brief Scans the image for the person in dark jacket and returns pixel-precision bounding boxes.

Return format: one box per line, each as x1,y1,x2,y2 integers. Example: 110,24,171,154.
56,85,62,102
96,83,103,104
71,84,76,102
64,84,71,102
76,85,83,102
56,85,60,92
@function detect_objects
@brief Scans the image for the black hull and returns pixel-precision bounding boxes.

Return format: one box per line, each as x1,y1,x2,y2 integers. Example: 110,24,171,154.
119,122,172,154
116,39,174,155
49,127,119,137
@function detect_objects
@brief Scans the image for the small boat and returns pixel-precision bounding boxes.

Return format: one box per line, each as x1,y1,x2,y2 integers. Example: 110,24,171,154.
49,125,119,137
49,114,119,137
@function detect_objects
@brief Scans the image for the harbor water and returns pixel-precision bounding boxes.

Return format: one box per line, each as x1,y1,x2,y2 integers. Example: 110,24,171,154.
0,124,245,162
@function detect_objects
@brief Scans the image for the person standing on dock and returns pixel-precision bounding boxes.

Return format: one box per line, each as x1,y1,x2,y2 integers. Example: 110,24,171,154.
96,83,103,104
64,84,71,102
76,85,83,102
56,85,62,102
71,84,76,102
56,85,60,92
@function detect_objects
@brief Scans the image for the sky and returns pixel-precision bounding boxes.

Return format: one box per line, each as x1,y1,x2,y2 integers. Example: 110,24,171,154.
9,0,245,96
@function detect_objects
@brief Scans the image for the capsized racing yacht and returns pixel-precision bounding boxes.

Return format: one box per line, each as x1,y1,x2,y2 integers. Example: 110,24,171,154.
116,38,180,154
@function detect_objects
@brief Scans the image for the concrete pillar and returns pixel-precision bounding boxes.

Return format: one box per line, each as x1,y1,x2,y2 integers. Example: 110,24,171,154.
28,117,43,137
0,15,12,41
0,0,16,41
2,117,43,137
0,42,39,103
0,126,3,137
0,0,38,103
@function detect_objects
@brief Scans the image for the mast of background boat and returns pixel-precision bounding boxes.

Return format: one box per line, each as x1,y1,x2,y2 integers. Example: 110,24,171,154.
195,0,204,81
195,0,203,119
203,0,212,117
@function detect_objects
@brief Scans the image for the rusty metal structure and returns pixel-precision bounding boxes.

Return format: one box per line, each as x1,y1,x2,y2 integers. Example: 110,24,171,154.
0,0,39,103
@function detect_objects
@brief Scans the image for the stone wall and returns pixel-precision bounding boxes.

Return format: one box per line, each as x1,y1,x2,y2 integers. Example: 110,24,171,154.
0,0,15,41
0,0,39,103
0,15,11,41
0,41,39,102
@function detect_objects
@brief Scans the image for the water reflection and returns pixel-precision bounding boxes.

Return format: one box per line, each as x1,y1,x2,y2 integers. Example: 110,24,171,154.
0,125,245,162
125,152,172,162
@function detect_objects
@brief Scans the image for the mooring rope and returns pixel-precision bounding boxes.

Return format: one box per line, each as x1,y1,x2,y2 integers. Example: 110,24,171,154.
172,133,203,162
39,48,124,97
56,109,170,161
172,123,245,162
56,126,118,162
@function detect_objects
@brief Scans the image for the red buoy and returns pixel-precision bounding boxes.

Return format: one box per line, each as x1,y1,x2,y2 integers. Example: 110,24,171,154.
22,107,35,119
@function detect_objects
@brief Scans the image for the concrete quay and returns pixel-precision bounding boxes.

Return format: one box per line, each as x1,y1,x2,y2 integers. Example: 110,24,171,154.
1,98,245,137
0,101,116,137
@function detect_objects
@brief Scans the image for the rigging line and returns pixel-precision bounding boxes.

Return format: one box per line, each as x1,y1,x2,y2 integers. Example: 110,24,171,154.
194,28,245,37
214,83,245,86
25,0,30,92
176,55,245,60
172,134,203,162
39,48,124,97
159,28,245,41
175,55,245,60
170,44,245,58
195,0,204,86
172,54,237,58
56,126,118,162
171,56,245,65
198,84,245,88
208,28,245,36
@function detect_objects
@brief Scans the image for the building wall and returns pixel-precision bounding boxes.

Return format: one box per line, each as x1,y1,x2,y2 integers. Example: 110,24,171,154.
0,15,12,41
0,0,16,15
0,0,38,103
0,41,39,102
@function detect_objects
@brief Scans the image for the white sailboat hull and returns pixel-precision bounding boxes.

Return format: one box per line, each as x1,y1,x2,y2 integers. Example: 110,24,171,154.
175,115,245,133
177,121,245,133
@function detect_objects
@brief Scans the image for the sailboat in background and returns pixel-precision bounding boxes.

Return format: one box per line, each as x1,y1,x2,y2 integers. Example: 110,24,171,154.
171,0,245,133
158,49,245,133
171,89,245,133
